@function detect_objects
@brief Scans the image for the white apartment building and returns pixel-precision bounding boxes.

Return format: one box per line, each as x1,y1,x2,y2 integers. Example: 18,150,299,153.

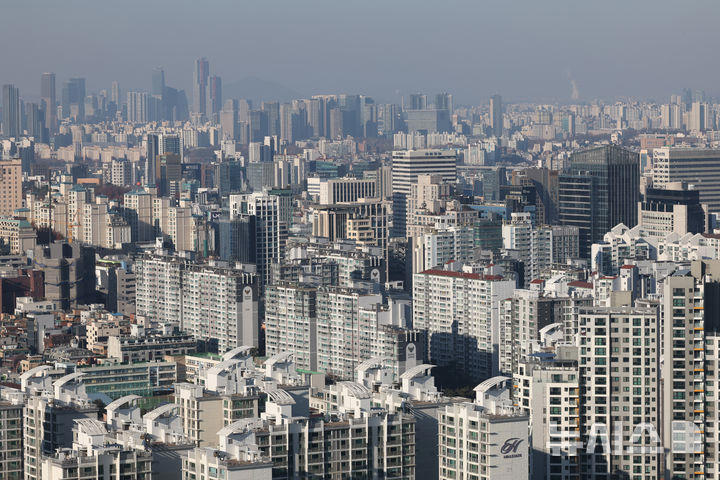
661,265,720,480
135,253,260,351
183,446,272,480
135,252,189,326
412,224,474,275
515,355,580,480
503,212,578,286
578,307,660,479
439,377,529,480
316,287,383,379
264,283,318,372
265,282,422,381
24,394,99,480
181,265,259,353
413,268,515,380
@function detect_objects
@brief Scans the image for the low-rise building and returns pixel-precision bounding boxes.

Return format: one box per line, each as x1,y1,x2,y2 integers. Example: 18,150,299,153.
107,333,196,363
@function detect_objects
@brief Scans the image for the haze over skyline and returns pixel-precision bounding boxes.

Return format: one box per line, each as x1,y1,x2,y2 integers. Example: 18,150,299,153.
3,0,719,104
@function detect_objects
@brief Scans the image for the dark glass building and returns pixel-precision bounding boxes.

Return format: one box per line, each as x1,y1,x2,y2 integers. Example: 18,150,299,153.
558,145,639,257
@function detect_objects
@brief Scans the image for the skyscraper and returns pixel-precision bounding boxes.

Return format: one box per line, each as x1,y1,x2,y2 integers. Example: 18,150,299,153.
145,133,159,186
490,94,503,137
61,77,86,121
558,145,639,257
151,67,165,97
207,75,222,116
689,101,707,132
25,102,44,139
652,148,720,212
110,81,121,105
391,149,457,237
2,85,20,138
434,92,453,113
407,93,427,111
193,57,210,116
40,73,56,133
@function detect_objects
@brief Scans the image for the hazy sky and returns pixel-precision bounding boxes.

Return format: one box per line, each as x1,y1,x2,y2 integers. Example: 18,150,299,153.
3,0,719,104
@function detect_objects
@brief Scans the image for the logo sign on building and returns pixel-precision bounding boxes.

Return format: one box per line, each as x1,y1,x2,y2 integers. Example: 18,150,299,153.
501,437,523,459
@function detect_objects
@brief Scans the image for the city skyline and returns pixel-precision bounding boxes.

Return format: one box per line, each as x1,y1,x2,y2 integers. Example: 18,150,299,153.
2,0,720,104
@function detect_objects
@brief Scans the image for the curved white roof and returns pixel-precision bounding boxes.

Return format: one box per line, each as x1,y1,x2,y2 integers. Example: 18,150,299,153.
266,389,295,406
337,381,371,399
264,352,293,367
355,357,389,372
207,358,243,377
143,403,179,422
222,345,254,362
20,364,52,384
106,394,141,413
399,364,435,380
539,322,563,336
54,371,85,390
473,376,512,394
75,418,107,436
216,418,262,438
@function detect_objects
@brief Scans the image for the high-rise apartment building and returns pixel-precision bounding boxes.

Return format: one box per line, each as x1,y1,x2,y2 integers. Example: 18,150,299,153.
316,286,383,378
559,145,640,257
135,252,260,352
502,212,579,286
0,390,23,479
265,283,318,371
126,91,148,123
230,192,287,286
439,377,529,480
515,354,581,480
181,265,259,354
661,263,720,480
577,306,660,479
413,268,515,380
411,224,475,275
24,395,98,480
